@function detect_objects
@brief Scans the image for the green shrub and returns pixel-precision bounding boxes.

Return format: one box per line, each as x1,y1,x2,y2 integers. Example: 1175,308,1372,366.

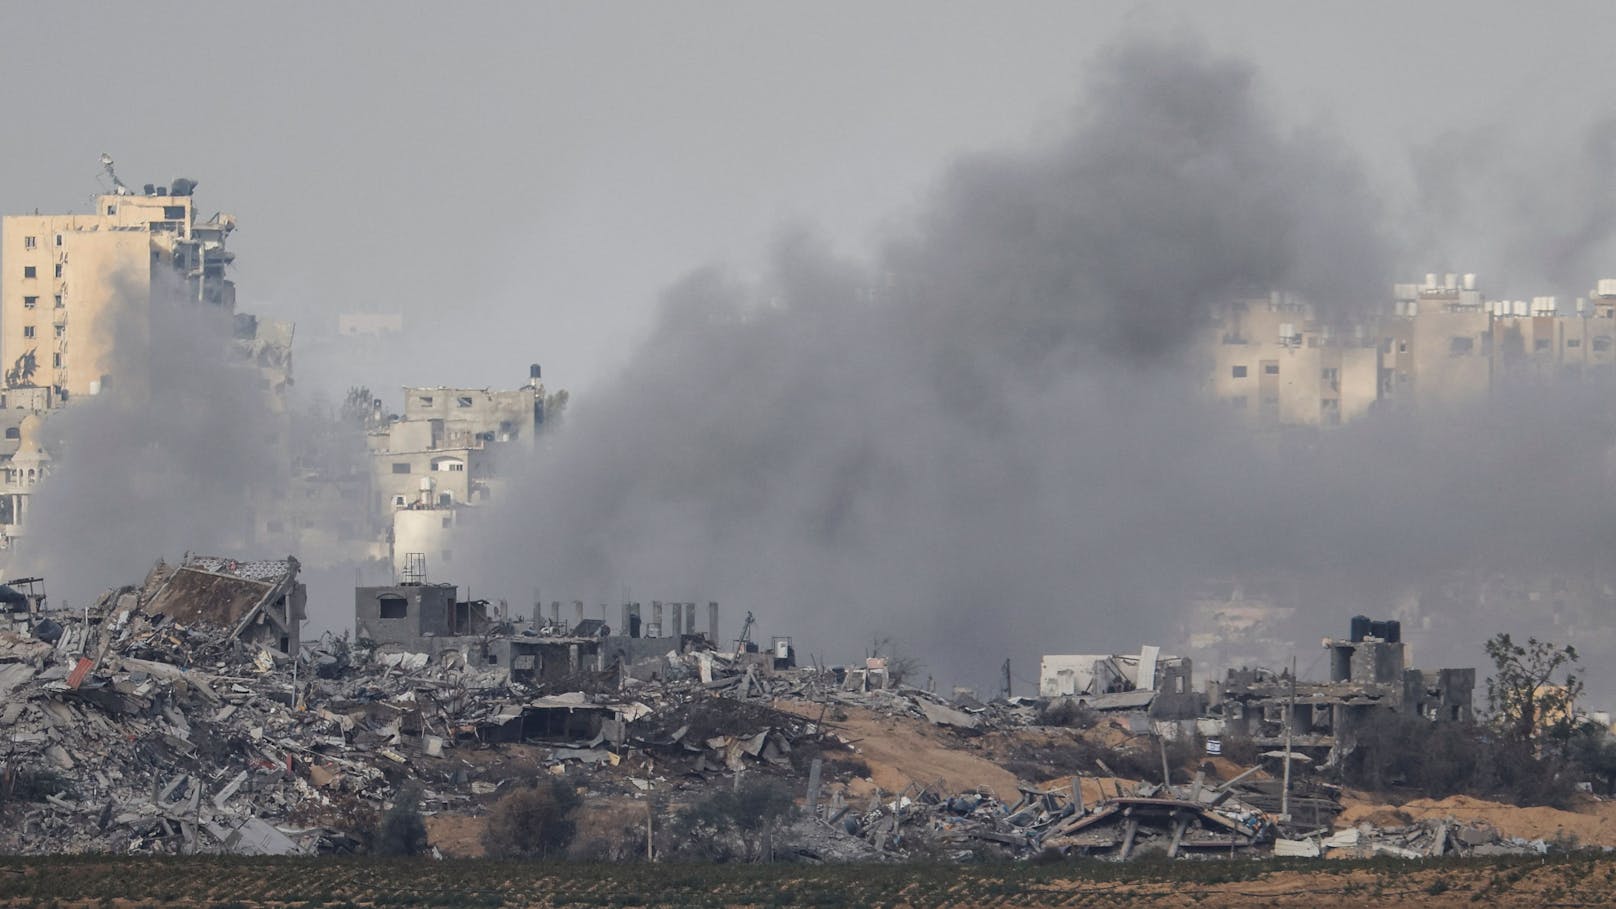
482,778,581,859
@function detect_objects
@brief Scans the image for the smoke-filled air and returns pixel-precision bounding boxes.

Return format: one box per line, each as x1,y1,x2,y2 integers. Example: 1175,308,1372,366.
458,39,1616,694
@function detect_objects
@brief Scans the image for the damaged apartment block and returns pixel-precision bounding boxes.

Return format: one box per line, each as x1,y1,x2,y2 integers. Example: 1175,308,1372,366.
355,555,722,689
1213,615,1474,757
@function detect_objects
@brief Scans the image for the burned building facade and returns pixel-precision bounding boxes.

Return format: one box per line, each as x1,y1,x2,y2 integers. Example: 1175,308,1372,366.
1216,616,1474,754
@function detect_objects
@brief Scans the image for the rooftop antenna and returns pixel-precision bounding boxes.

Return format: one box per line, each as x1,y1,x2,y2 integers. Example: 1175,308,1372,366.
98,153,130,196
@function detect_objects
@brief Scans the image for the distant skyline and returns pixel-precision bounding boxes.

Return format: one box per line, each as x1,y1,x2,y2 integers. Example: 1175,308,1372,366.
3,3,1615,400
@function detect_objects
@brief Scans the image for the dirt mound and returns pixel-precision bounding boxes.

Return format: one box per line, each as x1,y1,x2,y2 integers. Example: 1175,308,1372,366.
1339,792,1616,844
776,699,1019,796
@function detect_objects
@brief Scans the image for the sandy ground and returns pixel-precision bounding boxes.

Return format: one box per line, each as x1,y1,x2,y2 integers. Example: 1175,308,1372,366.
1338,791,1616,845
776,699,1022,796
424,812,488,857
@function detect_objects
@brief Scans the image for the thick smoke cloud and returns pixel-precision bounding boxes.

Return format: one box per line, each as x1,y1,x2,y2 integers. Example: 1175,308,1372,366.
1405,116,1616,297
19,271,281,608
459,41,1421,687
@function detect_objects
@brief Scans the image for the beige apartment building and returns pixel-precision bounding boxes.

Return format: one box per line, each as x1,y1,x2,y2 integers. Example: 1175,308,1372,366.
367,371,551,573
1210,275,1616,426
1207,294,1381,427
0,177,236,400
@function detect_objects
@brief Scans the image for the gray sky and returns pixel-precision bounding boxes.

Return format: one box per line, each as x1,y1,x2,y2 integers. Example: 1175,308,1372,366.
4,2,1615,394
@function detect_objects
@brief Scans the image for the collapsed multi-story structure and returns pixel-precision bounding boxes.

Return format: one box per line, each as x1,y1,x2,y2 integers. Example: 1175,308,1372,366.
141,555,308,655
1039,646,1202,719
1215,616,1474,756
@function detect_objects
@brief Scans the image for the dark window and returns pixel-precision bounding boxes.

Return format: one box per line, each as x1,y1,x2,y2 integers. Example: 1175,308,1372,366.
1534,338,1552,351
22,327,34,339
1569,338,1583,348
106,206,116,215
53,264,61,278
163,205,186,220
22,266,35,279
379,595,408,619
1231,365,1247,379
1595,337,1613,352
52,295,61,308
392,462,411,474
51,353,61,368
53,325,63,338
53,235,61,247
3,427,17,440
418,396,433,407
22,296,36,309
1263,363,1279,375
22,237,35,249
456,396,473,407
1449,336,1474,355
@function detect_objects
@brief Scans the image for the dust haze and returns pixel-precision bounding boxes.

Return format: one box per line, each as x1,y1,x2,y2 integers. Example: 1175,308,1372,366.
18,271,281,606
457,40,1616,693
7,31,1616,696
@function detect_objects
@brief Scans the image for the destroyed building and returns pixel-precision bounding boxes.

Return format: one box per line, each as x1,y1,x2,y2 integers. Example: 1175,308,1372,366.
1215,615,1474,754
356,559,721,687
1039,645,1202,719
142,556,307,654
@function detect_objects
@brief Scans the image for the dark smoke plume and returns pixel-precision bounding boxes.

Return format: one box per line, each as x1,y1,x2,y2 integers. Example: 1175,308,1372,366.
460,40,1426,687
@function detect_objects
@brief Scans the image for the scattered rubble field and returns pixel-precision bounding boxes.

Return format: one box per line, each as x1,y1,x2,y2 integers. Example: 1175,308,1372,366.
2,854,1616,907
1339,791,1616,845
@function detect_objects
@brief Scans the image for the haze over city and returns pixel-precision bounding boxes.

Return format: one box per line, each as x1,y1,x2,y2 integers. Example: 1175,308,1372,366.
3,4,1616,700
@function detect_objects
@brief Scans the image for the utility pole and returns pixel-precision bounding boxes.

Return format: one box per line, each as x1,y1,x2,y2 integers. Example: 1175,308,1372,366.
1002,659,1012,700
1281,654,1296,822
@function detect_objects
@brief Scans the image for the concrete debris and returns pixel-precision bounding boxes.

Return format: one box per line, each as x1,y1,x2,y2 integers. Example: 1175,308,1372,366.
1312,817,1549,859
0,569,1559,864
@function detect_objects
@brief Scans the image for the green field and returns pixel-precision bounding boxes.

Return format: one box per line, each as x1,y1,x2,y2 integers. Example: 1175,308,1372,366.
0,854,1610,908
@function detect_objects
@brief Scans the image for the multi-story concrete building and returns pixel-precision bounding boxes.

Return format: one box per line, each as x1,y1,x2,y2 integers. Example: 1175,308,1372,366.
1209,274,1616,427
1206,294,1381,427
0,163,295,551
367,366,552,568
0,167,238,400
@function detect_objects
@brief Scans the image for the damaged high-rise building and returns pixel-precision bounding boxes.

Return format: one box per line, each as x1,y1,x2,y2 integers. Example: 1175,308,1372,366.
0,159,294,551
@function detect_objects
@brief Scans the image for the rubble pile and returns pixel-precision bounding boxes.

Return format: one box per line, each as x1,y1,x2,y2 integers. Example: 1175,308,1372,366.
0,565,1600,864
1285,818,1553,859
812,775,1275,860
0,585,513,854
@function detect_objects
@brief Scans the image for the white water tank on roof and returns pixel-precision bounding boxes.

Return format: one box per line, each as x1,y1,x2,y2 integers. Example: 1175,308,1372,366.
1463,273,1477,291
1445,273,1458,290
1597,278,1616,297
